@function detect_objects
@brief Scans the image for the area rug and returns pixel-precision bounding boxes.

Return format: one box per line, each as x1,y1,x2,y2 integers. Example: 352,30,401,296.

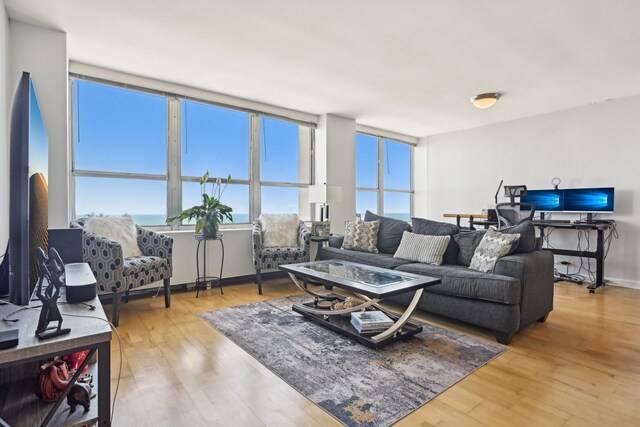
200,294,506,427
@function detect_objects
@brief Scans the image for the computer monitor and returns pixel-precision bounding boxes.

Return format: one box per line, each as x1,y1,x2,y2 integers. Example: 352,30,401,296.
520,189,564,211
563,187,615,212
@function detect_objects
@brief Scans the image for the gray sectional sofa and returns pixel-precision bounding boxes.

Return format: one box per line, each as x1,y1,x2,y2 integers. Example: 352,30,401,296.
319,212,554,344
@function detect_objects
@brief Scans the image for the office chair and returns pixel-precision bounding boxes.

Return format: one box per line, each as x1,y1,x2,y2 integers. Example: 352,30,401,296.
495,185,536,229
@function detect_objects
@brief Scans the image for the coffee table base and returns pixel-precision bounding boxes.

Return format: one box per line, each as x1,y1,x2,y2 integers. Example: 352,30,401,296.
288,272,425,349
292,295,423,349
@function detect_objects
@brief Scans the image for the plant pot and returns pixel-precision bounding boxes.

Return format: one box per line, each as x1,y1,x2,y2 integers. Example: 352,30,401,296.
198,226,218,238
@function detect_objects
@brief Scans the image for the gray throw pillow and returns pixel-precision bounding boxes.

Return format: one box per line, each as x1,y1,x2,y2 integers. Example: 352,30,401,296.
500,220,536,253
469,228,521,273
454,229,486,266
364,211,412,254
393,232,451,265
341,220,380,253
410,217,460,264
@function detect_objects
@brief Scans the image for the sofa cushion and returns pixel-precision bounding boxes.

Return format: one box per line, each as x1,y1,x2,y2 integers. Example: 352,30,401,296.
83,214,143,258
454,230,486,266
500,221,536,253
341,220,380,253
364,211,412,254
319,246,412,270
393,232,450,265
410,217,459,265
469,228,521,273
395,263,521,305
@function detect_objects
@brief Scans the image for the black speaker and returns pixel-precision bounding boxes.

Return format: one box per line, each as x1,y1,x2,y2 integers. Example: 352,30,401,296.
48,228,83,264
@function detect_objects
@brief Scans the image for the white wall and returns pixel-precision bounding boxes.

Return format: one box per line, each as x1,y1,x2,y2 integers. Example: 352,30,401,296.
0,0,9,251
417,96,640,287
9,20,68,229
315,114,356,234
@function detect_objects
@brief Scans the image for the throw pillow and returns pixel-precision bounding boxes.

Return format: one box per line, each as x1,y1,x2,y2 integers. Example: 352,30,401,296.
83,215,143,258
259,214,300,248
364,210,411,254
500,220,536,254
393,231,451,265
469,228,521,273
410,217,460,264
454,229,487,266
341,220,380,253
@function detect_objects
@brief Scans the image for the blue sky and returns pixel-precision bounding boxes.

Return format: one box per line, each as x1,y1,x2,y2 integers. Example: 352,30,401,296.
74,80,410,222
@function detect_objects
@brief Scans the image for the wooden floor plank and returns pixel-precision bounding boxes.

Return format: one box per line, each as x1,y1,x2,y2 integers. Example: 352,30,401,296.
107,280,640,426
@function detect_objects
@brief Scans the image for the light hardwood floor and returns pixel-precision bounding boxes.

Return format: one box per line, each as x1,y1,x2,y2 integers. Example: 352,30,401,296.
109,280,640,426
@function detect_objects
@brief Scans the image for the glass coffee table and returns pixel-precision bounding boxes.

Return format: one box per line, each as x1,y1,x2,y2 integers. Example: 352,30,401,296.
279,260,440,349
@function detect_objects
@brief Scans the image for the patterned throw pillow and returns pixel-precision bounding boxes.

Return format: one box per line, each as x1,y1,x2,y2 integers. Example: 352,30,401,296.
393,231,451,265
341,220,380,253
469,228,521,273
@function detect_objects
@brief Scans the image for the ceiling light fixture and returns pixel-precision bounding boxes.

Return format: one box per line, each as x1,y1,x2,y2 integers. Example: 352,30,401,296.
470,92,501,109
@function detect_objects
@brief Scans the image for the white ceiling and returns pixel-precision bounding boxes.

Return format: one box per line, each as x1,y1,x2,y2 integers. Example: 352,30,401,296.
5,0,640,137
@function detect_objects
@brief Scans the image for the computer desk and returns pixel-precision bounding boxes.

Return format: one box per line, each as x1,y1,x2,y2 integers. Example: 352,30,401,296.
471,219,615,293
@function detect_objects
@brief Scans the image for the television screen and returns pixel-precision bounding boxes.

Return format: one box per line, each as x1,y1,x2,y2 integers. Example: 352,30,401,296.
564,188,615,212
520,189,564,211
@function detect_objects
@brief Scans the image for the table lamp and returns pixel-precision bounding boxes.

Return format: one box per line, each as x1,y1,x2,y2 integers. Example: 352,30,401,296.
309,184,342,221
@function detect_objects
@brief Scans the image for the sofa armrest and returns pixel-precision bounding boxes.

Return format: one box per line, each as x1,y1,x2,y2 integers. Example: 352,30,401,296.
251,221,263,262
328,235,344,248
494,251,554,326
298,222,310,251
80,230,126,294
136,226,174,273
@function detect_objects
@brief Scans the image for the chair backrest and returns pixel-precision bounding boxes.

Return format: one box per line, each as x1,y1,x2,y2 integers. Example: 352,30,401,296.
495,203,536,229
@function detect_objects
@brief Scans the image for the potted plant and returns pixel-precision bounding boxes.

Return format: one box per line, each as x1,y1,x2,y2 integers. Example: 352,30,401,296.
166,171,233,236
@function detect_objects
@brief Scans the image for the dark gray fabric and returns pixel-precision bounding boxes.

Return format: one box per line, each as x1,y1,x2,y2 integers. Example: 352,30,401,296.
410,217,459,265
395,263,521,305
500,220,536,254
319,246,412,270
364,211,412,254
386,291,521,334
494,251,554,326
328,235,344,248
453,230,486,266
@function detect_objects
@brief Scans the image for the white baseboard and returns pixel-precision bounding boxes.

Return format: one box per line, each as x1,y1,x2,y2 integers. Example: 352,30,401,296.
606,277,640,290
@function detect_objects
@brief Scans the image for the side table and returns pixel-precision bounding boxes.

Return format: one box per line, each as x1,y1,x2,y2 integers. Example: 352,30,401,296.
310,235,330,261
195,232,225,298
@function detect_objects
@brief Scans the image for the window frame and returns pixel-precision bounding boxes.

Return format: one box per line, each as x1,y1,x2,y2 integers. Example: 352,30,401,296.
69,75,314,230
355,131,414,219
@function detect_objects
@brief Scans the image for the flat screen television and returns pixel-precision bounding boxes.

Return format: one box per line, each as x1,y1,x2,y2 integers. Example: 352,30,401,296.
564,187,615,213
0,72,49,305
520,189,564,211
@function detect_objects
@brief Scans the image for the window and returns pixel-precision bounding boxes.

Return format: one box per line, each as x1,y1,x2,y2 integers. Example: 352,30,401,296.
72,80,167,226
259,117,312,217
71,77,313,228
181,100,251,224
355,132,413,221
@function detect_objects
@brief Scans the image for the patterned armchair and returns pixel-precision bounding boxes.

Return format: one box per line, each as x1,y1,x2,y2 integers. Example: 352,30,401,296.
72,220,173,326
252,219,310,294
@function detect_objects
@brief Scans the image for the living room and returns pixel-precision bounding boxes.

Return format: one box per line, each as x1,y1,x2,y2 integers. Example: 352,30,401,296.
0,1,639,426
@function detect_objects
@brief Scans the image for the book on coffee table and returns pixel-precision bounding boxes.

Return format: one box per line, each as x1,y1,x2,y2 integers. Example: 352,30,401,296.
351,311,394,334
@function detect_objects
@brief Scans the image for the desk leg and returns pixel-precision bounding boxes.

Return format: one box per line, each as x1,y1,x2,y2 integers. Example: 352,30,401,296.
588,229,606,293
98,340,111,426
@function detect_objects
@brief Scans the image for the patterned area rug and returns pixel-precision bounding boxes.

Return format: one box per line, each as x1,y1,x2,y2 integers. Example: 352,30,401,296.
200,294,506,427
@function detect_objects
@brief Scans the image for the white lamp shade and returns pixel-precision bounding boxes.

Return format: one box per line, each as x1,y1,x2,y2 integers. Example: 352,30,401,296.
309,184,342,204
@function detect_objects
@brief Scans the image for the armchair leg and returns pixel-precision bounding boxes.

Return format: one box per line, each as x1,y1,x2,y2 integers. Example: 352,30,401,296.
124,289,130,304
256,269,262,295
164,278,171,308
111,292,121,327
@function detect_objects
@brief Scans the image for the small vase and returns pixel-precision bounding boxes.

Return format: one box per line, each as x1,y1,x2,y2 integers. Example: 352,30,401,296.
199,225,218,238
